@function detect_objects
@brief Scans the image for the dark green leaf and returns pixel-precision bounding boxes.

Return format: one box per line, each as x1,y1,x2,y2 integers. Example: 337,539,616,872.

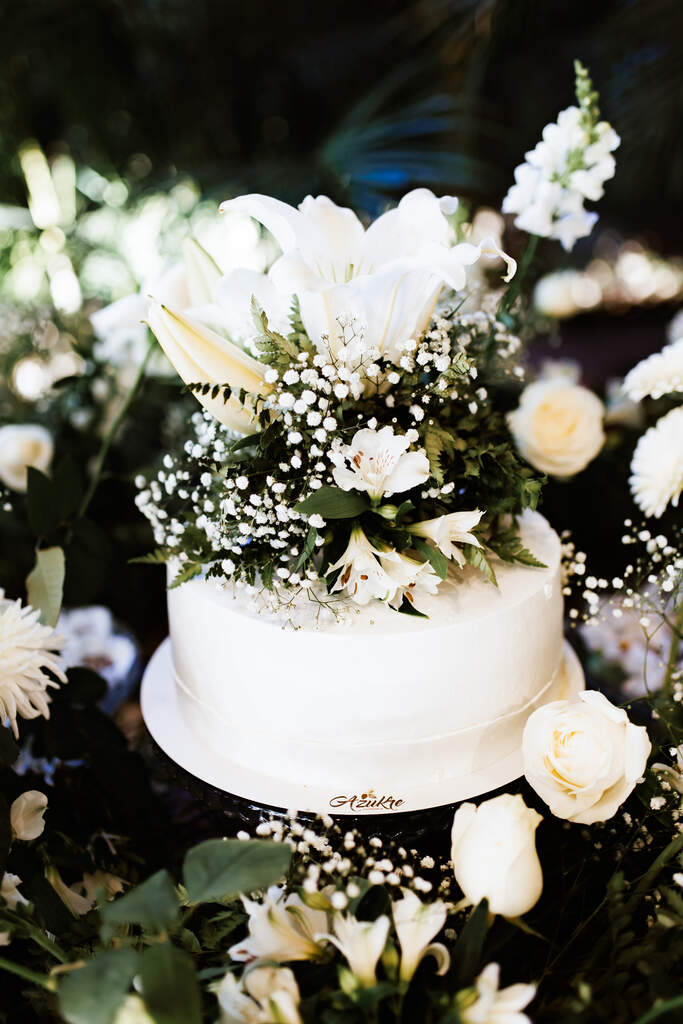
412,539,448,580
0,727,19,767
101,870,178,938
26,467,58,536
294,526,318,571
25,546,65,626
139,942,201,1024
0,794,10,874
58,948,139,1024
183,838,290,904
462,544,497,586
63,518,116,605
52,455,84,522
397,595,428,618
296,486,370,520
453,899,490,986
167,563,202,589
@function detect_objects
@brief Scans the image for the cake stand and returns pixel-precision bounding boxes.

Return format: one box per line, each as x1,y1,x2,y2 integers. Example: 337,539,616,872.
141,637,585,823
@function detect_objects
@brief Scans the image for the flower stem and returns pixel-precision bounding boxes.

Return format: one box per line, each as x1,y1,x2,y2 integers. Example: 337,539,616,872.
661,599,682,699
0,954,53,989
77,335,156,519
498,234,539,316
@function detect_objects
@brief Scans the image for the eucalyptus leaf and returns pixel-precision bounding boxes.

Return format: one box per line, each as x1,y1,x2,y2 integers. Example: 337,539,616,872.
25,546,65,626
139,942,201,1024
296,486,370,520
58,948,139,1024
183,838,290,904
100,870,179,938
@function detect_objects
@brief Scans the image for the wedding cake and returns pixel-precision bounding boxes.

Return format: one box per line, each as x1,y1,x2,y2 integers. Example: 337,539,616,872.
135,188,587,813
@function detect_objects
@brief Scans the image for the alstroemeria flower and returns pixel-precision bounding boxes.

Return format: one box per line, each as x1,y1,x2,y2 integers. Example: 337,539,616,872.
393,889,450,983
329,425,430,500
216,964,303,1024
459,963,536,1024
316,913,390,988
218,189,515,363
409,509,484,565
229,886,328,964
379,550,441,612
327,528,398,606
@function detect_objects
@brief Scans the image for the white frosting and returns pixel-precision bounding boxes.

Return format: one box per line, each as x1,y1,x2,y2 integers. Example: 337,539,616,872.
166,510,570,805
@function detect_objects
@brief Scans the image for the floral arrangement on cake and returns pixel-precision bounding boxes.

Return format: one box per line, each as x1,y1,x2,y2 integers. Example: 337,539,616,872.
132,63,616,616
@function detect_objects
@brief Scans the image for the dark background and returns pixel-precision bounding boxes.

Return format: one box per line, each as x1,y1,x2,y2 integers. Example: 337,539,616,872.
1,0,682,241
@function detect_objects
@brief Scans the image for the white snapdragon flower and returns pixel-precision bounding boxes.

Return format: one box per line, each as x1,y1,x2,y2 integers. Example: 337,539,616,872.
629,406,683,518
380,550,441,612
392,889,450,983
502,70,619,252
217,189,515,364
10,791,47,841
408,509,484,566
459,963,536,1024
316,913,390,988
327,528,399,605
229,886,327,963
216,964,302,1024
623,337,683,402
329,425,430,500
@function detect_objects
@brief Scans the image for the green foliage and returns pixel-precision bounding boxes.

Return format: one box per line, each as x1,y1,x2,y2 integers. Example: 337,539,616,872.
58,949,139,1024
462,544,497,586
296,486,371,520
183,838,291,904
25,545,65,626
100,870,179,939
252,297,304,369
138,943,202,1024
486,523,547,568
412,538,449,580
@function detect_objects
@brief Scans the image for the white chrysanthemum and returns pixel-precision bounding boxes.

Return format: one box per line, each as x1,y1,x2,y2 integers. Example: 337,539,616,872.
629,407,683,518
0,591,66,738
623,337,683,401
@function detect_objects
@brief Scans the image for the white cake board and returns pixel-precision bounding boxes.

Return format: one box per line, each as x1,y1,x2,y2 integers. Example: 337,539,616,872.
141,637,584,816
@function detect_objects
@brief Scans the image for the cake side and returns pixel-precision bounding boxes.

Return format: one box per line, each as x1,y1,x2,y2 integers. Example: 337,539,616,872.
167,510,565,791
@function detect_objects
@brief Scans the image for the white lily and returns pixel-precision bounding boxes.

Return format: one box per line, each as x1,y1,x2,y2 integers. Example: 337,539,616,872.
45,865,94,916
459,962,536,1024
219,190,515,363
229,885,327,963
379,550,441,612
327,528,398,606
330,425,430,500
316,913,390,988
10,790,47,841
216,965,302,1024
409,509,484,565
146,302,272,432
392,889,450,983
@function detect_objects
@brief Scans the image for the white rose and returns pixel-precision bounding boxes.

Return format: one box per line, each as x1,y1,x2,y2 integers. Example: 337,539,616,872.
450,794,543,918
0,424,53,492
10,790,47,841
522,689,651,825
507,379,604,477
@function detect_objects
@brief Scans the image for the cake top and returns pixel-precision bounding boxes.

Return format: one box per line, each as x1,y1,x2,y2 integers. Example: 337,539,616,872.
131,63,616,618
184,510,561,636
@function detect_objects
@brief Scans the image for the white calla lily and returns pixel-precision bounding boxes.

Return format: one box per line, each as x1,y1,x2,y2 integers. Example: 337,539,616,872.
146,302,272,432
409,509,484,565
10,790,47,841
316,913,390,988
392,889,450,983
330,425,430,500
229,886,327,963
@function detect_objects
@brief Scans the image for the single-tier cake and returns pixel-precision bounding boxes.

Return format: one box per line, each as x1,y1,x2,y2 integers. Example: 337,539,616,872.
157,510,583,812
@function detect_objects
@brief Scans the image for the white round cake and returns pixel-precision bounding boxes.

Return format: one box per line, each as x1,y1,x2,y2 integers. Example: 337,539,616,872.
147,510,583,813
